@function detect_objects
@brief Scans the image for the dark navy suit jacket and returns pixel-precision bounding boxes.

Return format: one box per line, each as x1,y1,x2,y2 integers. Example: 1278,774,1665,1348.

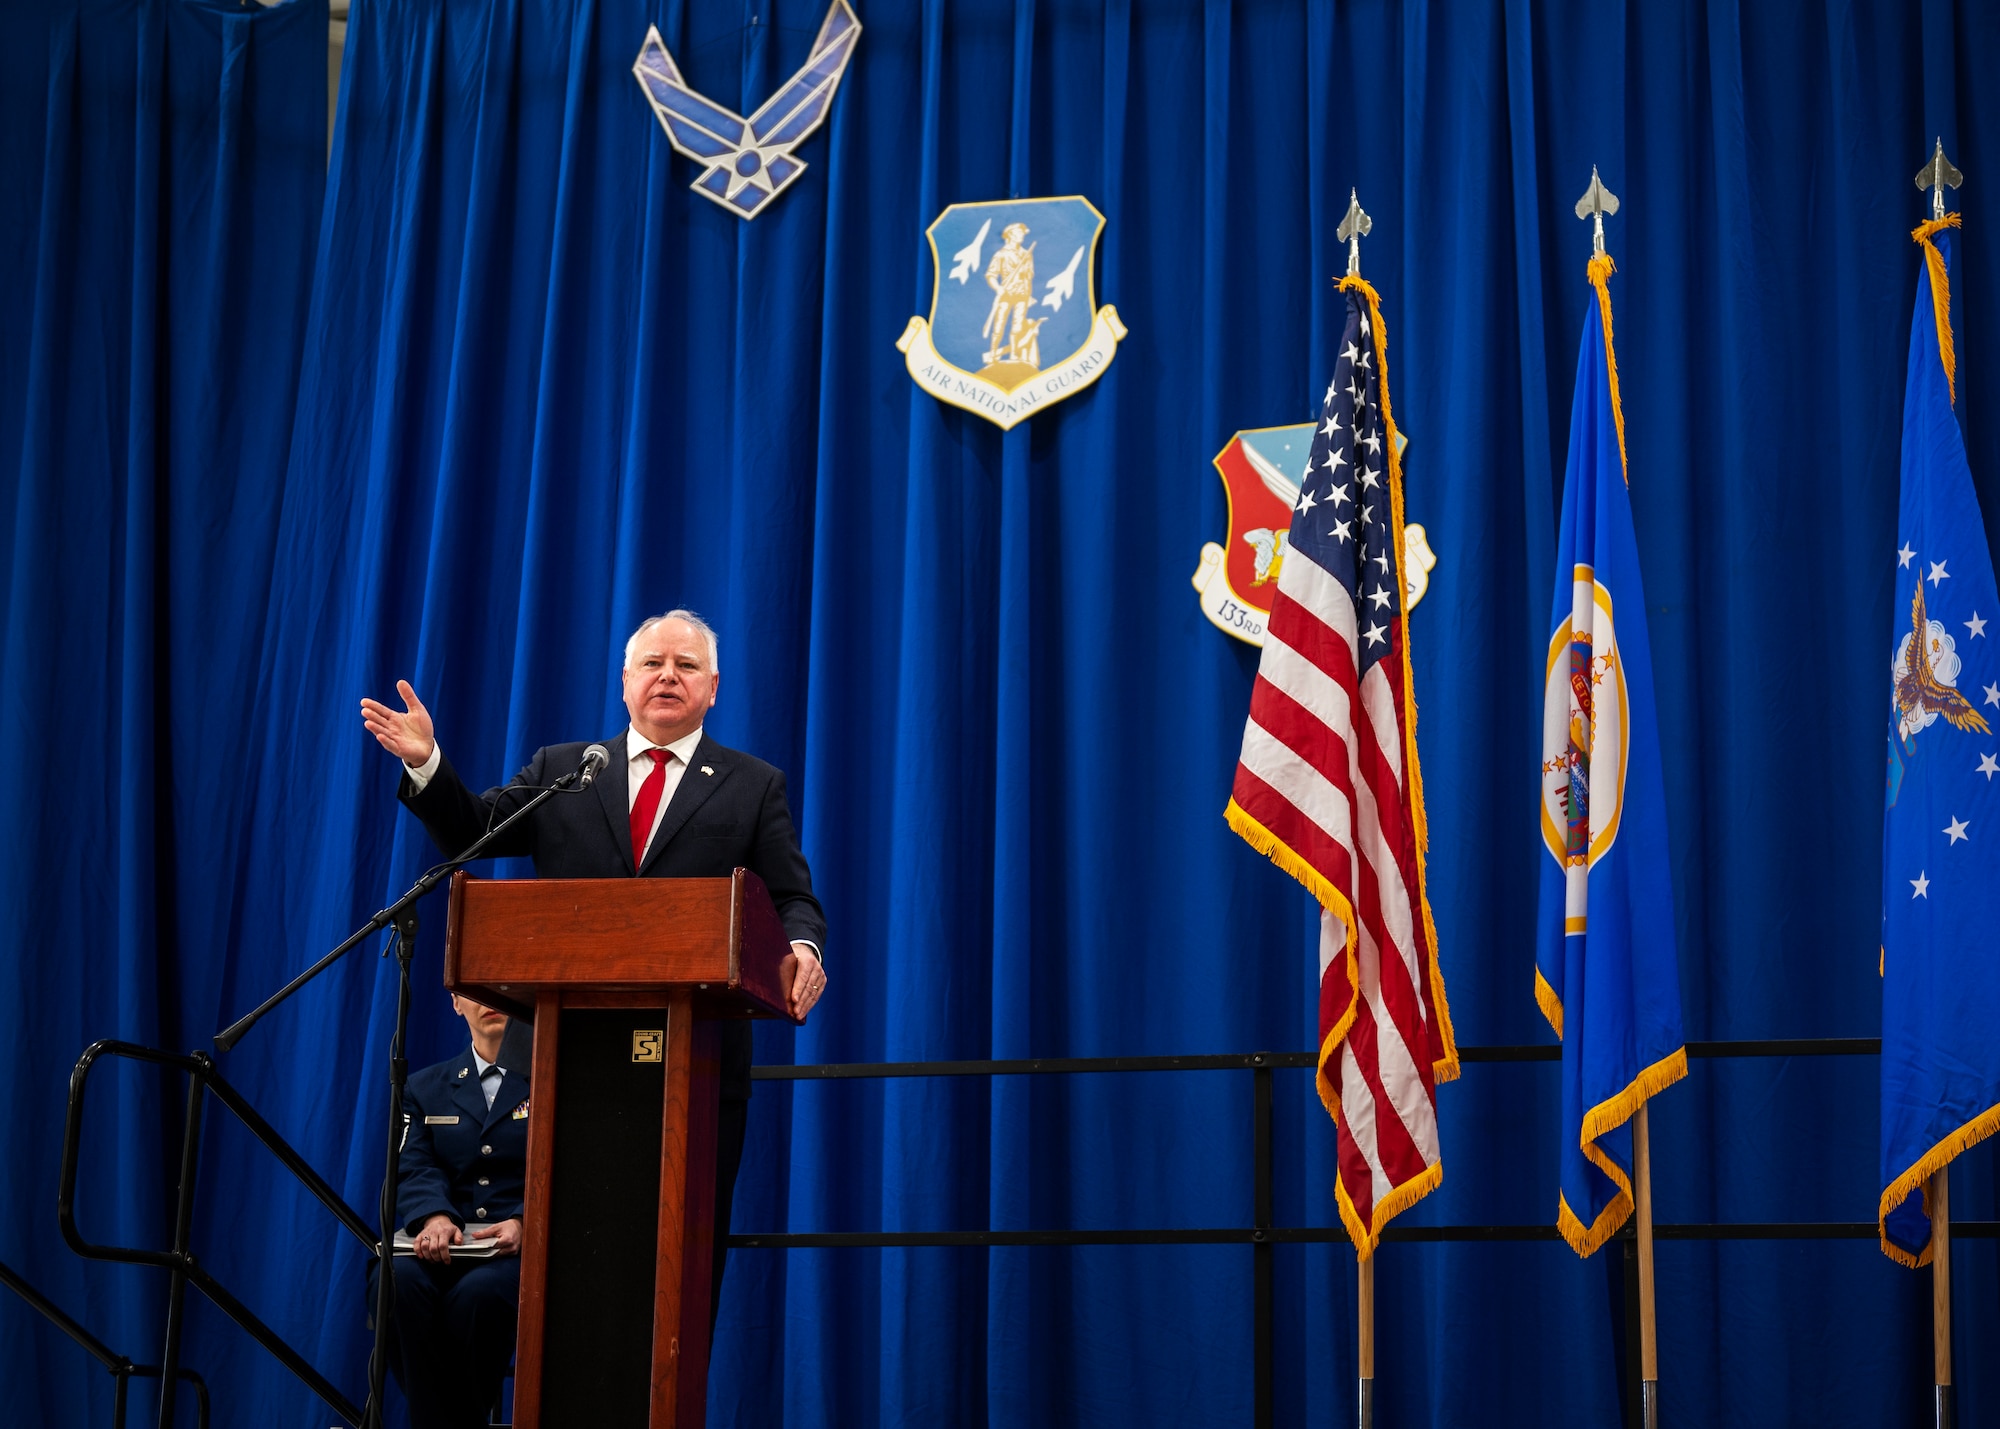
399,730,827,1099
396,1046,531,1234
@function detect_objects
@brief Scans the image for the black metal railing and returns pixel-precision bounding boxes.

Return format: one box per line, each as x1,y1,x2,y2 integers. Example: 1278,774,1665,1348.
52,1034,1984,1428
60,1041,377,1428
0,1258,211,1428
739,1037,1994,1429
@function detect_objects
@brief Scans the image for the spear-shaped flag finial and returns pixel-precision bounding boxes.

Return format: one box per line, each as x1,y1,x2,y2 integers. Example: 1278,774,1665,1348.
1575,167,1620,257
1338,189,1372,278
1916,138,1964,221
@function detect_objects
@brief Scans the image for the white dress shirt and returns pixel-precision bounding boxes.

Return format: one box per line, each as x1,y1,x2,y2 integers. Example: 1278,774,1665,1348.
472,1047,504,1109
626,725,707,861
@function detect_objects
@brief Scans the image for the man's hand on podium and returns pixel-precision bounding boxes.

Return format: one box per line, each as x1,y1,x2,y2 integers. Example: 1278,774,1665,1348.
360,679,437,768
782,944,827,1021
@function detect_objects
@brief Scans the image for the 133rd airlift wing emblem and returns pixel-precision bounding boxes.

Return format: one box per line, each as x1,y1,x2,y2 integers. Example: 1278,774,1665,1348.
1192,423,1437,646
631,0,860,219
897,197,1126,429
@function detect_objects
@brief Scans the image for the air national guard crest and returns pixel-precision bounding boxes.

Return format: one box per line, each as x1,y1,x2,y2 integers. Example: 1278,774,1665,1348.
1192,423,1437,645
631,0,860,219
897,197,1126,429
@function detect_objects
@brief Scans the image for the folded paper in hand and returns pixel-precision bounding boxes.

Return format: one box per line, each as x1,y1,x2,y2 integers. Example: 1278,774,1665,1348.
391,1230,505,1260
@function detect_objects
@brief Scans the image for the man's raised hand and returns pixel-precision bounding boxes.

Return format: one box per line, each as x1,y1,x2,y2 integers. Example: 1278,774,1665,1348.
360,679,437,767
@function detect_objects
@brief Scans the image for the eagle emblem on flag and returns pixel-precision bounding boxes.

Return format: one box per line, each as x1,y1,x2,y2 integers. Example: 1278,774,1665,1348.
631,1,860,219
1892,579,1991,742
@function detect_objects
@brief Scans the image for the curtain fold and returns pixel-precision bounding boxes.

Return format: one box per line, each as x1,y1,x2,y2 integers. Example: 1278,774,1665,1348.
0,1,326,1424
7,1,2000,1425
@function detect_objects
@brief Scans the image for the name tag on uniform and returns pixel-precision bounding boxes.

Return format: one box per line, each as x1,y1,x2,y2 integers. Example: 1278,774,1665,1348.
424,1115,459,1125
511,1101,530,1120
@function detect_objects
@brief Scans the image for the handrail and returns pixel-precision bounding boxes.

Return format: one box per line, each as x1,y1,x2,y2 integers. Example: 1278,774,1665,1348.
49,1034,1907,1429
748,1036,1883,1080
739,1035,1909,1429
60,1039,371,1427
0,1258,211,1429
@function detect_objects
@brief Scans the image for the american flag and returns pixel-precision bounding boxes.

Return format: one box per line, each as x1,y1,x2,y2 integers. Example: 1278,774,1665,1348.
1225,280,1457,1257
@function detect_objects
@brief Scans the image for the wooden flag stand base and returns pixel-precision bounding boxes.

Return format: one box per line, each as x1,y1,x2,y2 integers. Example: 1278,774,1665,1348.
1933,1169,1953,1429
1357,1252,1375,1429
1634,1105,1659,1429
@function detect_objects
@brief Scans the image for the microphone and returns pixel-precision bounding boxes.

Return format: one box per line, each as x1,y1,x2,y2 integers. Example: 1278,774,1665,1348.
576,744,611,789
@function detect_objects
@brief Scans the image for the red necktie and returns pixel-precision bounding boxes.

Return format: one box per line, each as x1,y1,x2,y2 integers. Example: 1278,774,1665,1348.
629,748,671,867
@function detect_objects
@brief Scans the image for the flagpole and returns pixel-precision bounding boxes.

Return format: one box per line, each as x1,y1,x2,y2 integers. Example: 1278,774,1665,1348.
1634,1103,1659,1428
1933,1168,1952,1428
1907,135,1962,1429
1357,1251,1375,1429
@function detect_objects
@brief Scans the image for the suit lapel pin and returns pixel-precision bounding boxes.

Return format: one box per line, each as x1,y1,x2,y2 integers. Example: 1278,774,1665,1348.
701,765,714,776
458,1067,469,1078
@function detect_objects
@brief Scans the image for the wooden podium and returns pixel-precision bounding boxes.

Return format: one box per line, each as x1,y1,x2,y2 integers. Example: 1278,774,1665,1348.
444,869,796,1429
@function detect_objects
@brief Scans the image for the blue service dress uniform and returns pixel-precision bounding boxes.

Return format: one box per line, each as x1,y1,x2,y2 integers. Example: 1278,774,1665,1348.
381,1045,530,1429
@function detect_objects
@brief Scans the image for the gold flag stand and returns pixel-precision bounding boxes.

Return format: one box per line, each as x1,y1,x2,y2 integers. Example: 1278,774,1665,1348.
1932,1168,1953,1429
1634,1105,1660,1429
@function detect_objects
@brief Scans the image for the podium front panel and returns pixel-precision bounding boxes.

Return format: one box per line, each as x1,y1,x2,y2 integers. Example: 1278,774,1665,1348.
539,1007,668,1427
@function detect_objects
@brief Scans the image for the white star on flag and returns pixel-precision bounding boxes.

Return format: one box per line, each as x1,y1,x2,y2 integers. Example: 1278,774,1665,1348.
1899,543,1917,568
1979,753,2000,780
1945,817,1971,845
1966,612,1987,638
1929,560,1951,586
1912,871,1931,898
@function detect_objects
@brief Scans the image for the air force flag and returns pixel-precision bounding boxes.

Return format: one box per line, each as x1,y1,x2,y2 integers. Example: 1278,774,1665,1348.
1880,216,2000,1266
1534,253,1687,1257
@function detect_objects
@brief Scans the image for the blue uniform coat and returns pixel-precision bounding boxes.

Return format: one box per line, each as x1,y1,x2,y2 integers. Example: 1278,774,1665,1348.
396,1046,531,1235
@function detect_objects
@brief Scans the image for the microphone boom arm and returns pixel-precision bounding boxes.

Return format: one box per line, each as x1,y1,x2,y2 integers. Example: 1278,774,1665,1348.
210,743,596,1427
214,753,589,1051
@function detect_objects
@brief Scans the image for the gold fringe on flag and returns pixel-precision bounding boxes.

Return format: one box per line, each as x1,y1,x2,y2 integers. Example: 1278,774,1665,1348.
1584,253,1629,483
1546,254,1688,1258
1879,1104,2000,1267
1912,213,1962,407
1877,209,1999,1266
1338,274,1460,1086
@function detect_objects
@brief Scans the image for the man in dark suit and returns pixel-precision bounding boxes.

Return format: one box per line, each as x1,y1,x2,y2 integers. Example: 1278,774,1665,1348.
380,992,529,1429
359,609,828,1321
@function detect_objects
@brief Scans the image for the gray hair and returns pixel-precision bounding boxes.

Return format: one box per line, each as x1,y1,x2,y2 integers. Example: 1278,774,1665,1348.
623,609,720,673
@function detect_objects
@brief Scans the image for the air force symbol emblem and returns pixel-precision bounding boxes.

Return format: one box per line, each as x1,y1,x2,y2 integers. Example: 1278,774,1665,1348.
898,197,1126,429
631,1,860,219
1193,423,1436,645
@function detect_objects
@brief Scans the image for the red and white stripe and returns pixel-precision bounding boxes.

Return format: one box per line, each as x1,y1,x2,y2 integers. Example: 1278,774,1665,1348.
1228,543,1453,1253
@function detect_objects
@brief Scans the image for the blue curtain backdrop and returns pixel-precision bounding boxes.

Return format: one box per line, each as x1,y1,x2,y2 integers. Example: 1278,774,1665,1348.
0,0,327,1424
7,0,2000,1425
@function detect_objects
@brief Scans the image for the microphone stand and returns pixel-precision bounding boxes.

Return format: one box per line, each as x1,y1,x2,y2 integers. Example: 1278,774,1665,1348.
214,759,595,1429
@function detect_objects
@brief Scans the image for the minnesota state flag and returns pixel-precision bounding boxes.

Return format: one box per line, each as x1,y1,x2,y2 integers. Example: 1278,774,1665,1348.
1534,253,1688,1257
1880,215,2000,1266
